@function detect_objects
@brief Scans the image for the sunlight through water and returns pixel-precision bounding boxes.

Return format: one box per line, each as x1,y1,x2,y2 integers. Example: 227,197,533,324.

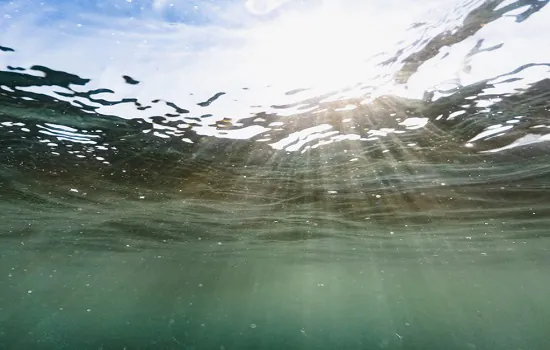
1,0,550,349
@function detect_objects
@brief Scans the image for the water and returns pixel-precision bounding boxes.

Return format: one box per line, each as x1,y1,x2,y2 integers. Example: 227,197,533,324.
1,0,550,349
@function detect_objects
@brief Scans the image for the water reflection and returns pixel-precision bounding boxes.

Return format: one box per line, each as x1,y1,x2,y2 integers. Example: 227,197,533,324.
1,0,549,151
1,0,550,349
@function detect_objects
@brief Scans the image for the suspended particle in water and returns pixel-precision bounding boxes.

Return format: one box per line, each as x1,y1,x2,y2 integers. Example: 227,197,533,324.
250,324,257,329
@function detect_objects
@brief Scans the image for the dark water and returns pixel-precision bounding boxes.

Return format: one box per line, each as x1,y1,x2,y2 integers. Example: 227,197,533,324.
2,0,550,349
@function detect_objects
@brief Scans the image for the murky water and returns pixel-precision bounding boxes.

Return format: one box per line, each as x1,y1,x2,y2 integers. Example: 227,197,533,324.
1,0,550,349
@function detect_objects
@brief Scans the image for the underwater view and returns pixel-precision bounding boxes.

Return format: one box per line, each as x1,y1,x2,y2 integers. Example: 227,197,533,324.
1,0,550,349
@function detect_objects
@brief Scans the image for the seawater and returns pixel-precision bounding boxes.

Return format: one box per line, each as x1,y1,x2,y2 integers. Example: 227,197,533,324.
1,0,550,349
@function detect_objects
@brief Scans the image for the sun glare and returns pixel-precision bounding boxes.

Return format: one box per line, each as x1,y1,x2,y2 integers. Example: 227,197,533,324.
245,3,411,94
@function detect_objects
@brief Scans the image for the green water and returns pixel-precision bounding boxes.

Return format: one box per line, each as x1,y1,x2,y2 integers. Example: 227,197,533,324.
2,143,550,349
2,203,550,349
2,241,549,349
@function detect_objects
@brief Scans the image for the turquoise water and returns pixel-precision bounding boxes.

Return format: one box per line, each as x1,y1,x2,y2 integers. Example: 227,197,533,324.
2,0,550,349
